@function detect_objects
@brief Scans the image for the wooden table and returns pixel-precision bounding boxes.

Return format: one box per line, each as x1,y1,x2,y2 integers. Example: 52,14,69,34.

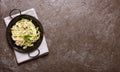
0,0,120,72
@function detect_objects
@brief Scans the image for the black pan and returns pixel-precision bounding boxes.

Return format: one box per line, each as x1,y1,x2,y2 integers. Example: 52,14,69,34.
6,9,44,57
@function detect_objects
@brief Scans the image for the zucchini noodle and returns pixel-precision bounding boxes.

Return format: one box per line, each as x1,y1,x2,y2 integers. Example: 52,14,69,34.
11,18,40,49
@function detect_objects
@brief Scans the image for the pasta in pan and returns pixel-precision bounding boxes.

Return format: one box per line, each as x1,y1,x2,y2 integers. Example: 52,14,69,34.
11,18,40,49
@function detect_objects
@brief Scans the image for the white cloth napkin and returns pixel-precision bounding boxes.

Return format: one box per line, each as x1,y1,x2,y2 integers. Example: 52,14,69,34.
4,8,49,64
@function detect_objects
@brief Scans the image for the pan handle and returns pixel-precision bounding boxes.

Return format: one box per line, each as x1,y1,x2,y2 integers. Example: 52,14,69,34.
9,9,21,19
28,49,40,58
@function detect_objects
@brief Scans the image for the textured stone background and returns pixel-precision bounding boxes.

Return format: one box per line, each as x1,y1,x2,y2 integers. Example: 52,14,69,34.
0,0,120,72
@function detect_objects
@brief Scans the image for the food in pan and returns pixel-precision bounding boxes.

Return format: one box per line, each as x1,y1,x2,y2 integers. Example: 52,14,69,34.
11,18,40,49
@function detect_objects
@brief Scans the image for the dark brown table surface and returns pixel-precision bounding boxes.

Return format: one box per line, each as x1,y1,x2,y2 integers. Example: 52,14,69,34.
1,0,120,72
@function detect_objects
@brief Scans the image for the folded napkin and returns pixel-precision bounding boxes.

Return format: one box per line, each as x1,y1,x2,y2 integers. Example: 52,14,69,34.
4,8,49,64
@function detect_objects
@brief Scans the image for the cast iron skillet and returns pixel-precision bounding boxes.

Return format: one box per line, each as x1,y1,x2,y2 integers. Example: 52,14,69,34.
6,9,44,57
